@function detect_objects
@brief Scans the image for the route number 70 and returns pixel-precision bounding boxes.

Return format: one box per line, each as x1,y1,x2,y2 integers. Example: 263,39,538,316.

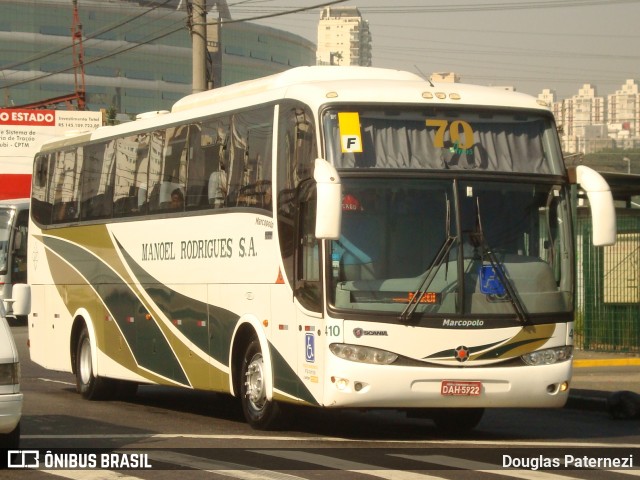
426,119,475,149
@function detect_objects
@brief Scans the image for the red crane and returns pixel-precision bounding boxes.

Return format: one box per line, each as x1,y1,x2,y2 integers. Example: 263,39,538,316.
12,0,86,110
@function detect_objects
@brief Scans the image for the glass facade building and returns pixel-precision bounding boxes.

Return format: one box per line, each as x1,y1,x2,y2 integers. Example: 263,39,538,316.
0,0,315,115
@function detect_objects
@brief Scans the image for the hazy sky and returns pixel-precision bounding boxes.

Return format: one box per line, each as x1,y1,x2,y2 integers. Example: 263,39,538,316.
239,0,640,100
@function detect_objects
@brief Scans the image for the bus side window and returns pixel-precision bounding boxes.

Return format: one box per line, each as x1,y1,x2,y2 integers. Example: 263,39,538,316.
201,117,230,209
156,125,188,211
52,149,81,224
185,124,208,209
227,108,273,210
113,135,146,217
81,142,113,220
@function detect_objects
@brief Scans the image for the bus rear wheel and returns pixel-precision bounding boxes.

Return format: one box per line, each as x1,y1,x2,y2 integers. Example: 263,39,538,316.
75,327,114,400
240,338,281,430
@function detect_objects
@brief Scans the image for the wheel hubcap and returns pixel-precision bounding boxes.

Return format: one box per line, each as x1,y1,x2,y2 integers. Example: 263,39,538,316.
245,353,266,410
79,338,92,384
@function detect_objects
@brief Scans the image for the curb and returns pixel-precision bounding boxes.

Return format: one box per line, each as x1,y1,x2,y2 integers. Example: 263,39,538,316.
573,358,640,368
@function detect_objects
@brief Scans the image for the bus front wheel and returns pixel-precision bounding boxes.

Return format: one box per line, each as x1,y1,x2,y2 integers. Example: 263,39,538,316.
240,338,281,430
75,327,113,400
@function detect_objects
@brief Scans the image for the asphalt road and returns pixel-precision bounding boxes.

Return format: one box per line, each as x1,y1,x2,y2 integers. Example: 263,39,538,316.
4,324,639,479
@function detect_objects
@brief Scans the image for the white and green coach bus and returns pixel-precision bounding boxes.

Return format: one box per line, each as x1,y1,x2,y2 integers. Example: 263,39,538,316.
21,67,616,432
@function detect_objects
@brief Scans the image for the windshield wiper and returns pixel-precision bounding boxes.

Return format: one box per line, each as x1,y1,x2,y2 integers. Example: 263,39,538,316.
399,235,457,322
400,196,456,322
474,198,530,326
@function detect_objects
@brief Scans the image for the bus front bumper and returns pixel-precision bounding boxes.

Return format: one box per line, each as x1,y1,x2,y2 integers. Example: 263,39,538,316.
323,359,572,409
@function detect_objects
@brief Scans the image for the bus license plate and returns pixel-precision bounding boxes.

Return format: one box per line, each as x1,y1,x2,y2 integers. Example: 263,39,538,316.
441,381,482,396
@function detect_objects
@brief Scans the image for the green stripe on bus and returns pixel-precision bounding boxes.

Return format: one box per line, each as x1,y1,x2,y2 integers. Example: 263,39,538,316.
44,235,190,386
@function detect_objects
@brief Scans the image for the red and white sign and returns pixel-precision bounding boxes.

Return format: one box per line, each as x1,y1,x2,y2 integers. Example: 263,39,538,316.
0,108,102,200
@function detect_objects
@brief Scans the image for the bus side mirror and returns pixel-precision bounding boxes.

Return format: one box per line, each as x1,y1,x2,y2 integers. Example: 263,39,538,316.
6,284,30,318
569,165,616,246
314,158,341,240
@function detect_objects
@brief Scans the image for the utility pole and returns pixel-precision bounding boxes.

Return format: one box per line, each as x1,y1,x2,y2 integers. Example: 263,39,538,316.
191,0,207,93
71,0,86,110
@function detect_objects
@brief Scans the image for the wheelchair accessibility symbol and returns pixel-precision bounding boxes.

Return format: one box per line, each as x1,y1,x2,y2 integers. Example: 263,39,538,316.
305,333,315,363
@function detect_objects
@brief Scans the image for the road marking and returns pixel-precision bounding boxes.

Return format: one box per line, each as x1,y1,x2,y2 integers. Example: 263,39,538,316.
146,451,305,480
253,450,446,480
38,378,75,386
393,454,582,480
41,471,142,480
611,470,640,477
20,433,640,449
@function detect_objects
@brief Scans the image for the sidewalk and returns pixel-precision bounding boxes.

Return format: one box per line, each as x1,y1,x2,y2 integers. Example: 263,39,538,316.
567,350,640,413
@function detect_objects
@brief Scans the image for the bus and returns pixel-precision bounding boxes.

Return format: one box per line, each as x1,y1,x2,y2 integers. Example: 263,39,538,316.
0,199,29,323
20,67,616,432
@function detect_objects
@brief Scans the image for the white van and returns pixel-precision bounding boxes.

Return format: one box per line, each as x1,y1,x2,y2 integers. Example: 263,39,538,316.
0,314,21,448
0,199,29,324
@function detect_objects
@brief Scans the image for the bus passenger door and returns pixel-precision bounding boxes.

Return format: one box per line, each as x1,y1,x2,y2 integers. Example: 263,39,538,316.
293,184,324,406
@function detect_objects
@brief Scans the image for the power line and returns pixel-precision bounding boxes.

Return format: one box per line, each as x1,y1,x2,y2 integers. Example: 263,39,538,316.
0,0,175,74
358,0,640,14
1,0,347,91
197,0,347,26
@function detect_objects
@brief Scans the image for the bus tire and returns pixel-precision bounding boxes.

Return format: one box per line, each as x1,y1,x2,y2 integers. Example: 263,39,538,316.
240,337,281,430
75,327,114,400
432,408,484,433
114,380,138,400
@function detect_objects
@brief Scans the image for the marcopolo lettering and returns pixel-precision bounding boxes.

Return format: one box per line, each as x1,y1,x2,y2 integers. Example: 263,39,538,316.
442,319,485,327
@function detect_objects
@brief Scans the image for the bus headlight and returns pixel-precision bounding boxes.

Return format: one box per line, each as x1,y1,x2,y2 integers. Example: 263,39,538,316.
521,346,573,366
330,343,398,365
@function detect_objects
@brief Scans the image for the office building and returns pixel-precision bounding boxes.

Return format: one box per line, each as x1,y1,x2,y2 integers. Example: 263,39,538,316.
0,0,315,114
316,6,372,66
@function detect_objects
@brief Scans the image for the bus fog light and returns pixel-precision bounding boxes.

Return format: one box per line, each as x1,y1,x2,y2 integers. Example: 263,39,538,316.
330,343,398,365
331,376,349,390
521,346,573,366
560,381,569,392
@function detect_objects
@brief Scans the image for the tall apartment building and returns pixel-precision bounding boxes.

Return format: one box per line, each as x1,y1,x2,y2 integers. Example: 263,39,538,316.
608,79,640,146
543,80,640,154
549,84,606,153
316,6,372,66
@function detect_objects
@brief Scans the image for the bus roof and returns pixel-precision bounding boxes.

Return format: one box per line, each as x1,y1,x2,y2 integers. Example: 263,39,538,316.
36,66,550,152
172,66,547,114
171,66,425,113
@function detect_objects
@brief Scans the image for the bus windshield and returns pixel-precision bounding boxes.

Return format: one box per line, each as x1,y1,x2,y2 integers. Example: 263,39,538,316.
324,107,573,320
324,107,564,174
328,178,573,318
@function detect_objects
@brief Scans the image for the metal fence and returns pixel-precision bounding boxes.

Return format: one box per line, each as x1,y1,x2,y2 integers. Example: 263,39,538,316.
576,209,640,353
